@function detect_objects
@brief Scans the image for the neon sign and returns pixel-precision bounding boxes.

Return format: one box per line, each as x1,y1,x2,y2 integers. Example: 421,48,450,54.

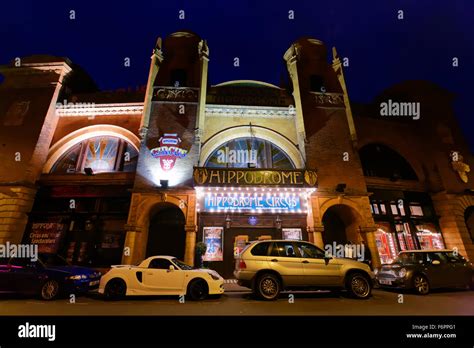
204,193,301,212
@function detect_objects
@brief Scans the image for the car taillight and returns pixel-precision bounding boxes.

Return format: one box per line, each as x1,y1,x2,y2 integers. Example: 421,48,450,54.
238,260,247,269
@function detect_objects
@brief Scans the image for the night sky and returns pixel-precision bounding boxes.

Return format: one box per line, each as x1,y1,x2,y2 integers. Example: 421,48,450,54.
1,0,473,149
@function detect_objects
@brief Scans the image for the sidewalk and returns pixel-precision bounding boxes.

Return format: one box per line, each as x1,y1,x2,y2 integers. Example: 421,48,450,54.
223,279,250,292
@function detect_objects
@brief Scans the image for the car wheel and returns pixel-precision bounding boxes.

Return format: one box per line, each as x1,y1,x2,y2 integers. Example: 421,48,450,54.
346,273,372,299
256,273,281,301
40,280,60,300
187,279,209,301
413,274,430,295
104,279,127,300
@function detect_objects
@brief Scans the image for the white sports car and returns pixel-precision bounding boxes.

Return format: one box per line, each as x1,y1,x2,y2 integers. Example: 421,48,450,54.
98,256,224,300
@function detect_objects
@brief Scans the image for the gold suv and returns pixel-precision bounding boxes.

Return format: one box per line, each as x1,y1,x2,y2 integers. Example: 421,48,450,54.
234,240,375,300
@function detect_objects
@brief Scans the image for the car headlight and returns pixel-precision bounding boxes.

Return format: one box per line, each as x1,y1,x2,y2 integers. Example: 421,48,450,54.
398,268,407,278
68,274,87,280
210,273,220,281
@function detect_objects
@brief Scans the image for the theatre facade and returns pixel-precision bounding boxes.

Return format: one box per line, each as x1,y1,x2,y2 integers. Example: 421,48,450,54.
1,31,474,278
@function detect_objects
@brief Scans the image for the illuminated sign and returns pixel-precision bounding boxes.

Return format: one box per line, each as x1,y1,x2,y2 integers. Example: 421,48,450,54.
203,193,301,212
151,133,188,171
193,167,317,187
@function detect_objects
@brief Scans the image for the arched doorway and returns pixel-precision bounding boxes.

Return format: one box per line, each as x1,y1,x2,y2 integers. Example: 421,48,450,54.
146,204,186,260
322,204,363,246
465,206,474,242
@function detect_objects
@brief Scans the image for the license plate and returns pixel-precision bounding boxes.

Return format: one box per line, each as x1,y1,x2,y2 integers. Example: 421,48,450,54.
89,280,99,286
379,279,392,285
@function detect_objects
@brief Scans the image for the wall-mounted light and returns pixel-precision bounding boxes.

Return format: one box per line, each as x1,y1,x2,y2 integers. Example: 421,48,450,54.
84,167,94,176
225,214,232,229
160,179,169,188
336,183,346,193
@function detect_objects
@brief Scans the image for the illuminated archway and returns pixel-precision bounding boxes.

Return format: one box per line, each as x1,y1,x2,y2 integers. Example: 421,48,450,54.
200,125,304,168
43,125,140,173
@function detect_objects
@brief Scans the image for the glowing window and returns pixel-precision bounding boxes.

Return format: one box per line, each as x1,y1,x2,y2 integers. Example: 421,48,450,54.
205,137,294,169
50,136,138,174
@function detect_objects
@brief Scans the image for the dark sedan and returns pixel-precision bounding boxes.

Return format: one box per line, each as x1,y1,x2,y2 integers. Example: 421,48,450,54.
0,254,101,300
375,250,474,295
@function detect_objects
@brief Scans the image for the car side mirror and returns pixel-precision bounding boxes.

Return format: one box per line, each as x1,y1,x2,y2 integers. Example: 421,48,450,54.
168,265,175,271
432,260,441,265
324,255,332,265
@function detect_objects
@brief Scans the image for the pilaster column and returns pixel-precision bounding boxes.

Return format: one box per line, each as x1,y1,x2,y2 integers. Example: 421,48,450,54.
184,224,197,266
122,225,143,265
313,224,325,249
0,185,37,244
360,226,381,268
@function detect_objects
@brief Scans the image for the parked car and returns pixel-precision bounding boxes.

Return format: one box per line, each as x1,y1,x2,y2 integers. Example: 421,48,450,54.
98,255,224,300
375,250,474,295
234,240,375,300
0,254,102,300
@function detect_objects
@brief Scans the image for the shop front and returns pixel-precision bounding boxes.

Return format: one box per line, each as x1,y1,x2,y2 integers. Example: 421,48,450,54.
194,167,317,278
370,190,445,264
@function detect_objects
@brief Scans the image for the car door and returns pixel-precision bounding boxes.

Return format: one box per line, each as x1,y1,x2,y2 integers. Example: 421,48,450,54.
142,258,185,294
0,258,14,292
425,252,452,288
297,242,343,286
446,252,472,287
267,242,305,286
8,257,43,295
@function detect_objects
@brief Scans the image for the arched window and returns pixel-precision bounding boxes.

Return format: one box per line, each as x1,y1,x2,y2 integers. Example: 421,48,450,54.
359,143,418,180
50,136,138,174
204,137,294,169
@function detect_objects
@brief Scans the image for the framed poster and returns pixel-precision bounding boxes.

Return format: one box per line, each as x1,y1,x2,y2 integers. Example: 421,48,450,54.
202,227,224,261
234,235,249,257
282,228,302,240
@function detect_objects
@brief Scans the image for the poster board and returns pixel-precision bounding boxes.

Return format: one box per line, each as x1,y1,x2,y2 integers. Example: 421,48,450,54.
282,228,302,240
202,227,224,261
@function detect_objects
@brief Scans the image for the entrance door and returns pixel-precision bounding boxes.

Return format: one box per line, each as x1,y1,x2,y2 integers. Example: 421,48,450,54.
147,205,186,260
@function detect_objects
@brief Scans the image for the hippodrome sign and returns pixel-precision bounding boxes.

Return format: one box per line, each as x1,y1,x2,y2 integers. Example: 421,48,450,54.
193,167,317,187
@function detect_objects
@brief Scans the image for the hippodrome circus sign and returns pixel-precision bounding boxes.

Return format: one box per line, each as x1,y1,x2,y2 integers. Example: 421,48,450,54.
151,133,188,171
193,167,318,187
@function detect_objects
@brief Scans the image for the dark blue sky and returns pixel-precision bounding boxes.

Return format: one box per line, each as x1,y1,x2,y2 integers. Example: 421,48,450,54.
1,0,473,148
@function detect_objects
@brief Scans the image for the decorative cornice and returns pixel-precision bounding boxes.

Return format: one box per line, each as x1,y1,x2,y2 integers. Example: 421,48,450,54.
205,104,294,118
56,103,144,117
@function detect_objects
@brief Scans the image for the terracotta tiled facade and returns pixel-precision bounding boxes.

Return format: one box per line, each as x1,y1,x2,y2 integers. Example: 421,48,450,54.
1,32,473,276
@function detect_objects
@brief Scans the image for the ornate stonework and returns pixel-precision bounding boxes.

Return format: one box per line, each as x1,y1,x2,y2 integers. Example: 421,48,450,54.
311,92,344,107
153,87,199,102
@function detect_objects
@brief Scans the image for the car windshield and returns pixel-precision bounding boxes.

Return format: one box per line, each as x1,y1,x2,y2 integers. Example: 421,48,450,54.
172,258,193,270
393,252,424,265
38,254,70,266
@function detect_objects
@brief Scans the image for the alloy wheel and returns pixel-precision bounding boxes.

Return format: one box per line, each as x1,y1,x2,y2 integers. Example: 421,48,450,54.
350,275,370,298
414,275,430,295
41,280,59,300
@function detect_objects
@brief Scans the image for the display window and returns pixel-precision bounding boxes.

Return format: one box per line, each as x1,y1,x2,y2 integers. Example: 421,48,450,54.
374,223,397,264
416,224,445,250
